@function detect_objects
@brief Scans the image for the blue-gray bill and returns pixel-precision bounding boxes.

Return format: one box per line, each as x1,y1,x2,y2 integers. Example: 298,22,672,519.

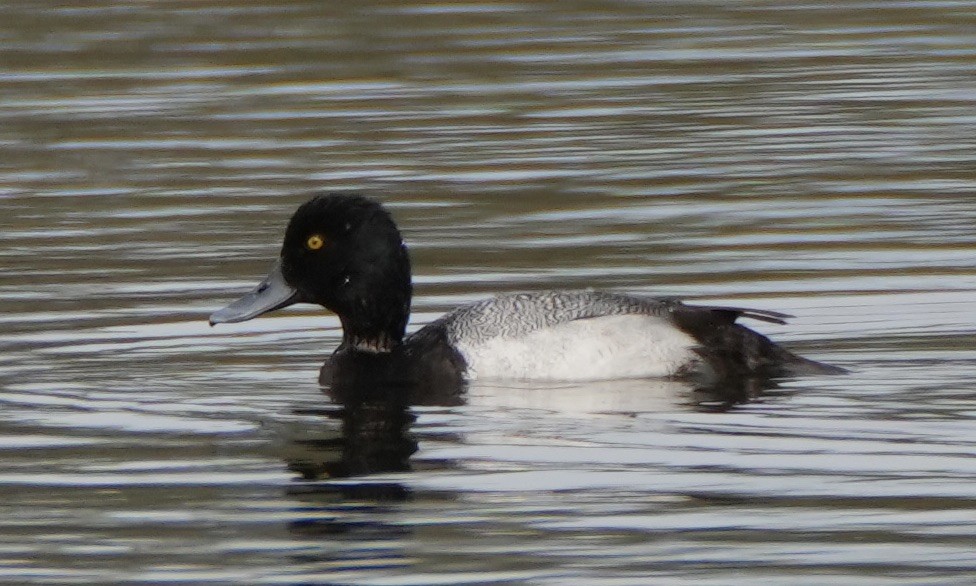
209,259,301,325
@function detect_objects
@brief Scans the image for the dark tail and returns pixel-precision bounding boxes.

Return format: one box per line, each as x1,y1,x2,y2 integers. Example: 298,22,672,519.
775,346,847,376
669,302,847,380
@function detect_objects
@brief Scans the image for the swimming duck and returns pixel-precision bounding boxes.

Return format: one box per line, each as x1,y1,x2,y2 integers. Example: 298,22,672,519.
210,193,844,389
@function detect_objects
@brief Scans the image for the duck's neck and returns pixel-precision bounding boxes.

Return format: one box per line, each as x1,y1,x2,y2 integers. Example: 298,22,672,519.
338,295,410,353
341,325,404,354
332,244,412,354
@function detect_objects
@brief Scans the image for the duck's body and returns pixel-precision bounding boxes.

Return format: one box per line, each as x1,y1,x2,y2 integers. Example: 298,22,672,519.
210,194,844,390
434,291,699,381
407,290,834,382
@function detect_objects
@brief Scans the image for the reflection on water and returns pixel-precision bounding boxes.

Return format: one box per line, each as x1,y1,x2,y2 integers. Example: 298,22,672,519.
3,0,976,583
288,384,418,481
286,369,776,483
283,385,416,578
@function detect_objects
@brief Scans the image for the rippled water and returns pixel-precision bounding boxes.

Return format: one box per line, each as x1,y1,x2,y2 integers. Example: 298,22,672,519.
3,1,976,584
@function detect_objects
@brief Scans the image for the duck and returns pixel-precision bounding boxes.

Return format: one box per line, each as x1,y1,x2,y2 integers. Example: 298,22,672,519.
210,193,845,391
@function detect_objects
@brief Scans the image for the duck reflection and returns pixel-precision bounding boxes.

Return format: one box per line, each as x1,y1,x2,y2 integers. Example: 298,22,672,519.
285,390,415,481
278,357,447,571
285,356,782,483
279,361,783,572
284,351,466,481
465,374,782,415
689,375,781,412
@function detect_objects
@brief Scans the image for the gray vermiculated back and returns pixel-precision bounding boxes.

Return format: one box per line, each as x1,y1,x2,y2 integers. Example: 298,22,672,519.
432,291,677,344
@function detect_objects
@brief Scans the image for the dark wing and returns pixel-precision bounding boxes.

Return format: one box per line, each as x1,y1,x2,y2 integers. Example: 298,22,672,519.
696,305,792,326
634,295,792,325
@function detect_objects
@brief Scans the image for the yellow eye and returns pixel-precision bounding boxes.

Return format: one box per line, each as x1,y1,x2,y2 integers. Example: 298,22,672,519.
305,234,325,250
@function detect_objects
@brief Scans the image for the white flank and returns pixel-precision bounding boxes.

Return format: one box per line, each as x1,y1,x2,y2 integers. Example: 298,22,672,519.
454,314,699,381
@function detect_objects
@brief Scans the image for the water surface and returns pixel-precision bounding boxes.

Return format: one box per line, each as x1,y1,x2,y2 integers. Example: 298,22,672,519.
2,1,976,584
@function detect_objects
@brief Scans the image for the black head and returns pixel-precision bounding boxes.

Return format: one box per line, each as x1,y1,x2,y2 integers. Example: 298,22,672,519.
282,194,412,349
210,193,413,352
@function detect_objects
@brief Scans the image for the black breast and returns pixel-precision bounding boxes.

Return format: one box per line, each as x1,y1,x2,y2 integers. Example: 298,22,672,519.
319,323,467,406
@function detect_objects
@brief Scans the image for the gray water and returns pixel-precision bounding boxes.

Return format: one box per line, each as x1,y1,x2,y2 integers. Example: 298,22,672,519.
2,1,976,584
